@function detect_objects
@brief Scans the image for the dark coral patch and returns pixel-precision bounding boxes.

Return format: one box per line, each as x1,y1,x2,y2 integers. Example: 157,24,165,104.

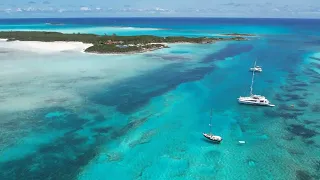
304,120,317,125
303,68,319,76
291,82,308,87
263,110,279,118
87,108,100,114
92,126,112,134
303,139,315,145
280,86,307,93
263,109,303,119
310,62,320,69
297,101,308,108
283,94,304,101
47,113,88,130
280,112,303,119
314,161,320,171
282,134,295,141
144,54,191,61
274,93,285,102
265,80,274,83
91,63,215,114
310,56,320,61
277,104,304,112
287,124,317,138
310,79,320,84
296,170,313,180
287,148,304,155
94,114,105,121
111,114,152,139
0,133,99,180
288,73,298,80
311,104,320,112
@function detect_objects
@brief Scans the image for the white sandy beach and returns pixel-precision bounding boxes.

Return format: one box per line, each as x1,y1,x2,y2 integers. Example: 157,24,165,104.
0,39,93,54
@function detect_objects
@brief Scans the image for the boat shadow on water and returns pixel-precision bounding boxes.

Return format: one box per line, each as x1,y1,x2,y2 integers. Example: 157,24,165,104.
201,138,222,145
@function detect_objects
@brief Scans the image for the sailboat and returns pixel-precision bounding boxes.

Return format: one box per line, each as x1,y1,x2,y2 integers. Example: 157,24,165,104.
238,70,275,107
203,109,222,143
249,60,262,72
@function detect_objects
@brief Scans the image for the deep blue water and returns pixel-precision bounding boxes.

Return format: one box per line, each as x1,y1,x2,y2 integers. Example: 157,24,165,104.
1,17,320,28
1,17,320,36
0,18,319,180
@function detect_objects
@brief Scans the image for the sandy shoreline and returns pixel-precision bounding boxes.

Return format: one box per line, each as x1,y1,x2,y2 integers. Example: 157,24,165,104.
0,39,168,55
0,39,93,54
0,39,172,55
0,39,206,55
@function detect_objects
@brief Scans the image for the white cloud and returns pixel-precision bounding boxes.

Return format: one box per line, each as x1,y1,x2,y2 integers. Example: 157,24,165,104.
154,7,171,12
9,7,59,13
155,7,165,11
117,7,171,13
272,8,280,12
5,8,12,13
25,7,36,12
1,3,320,18
80,7,91,11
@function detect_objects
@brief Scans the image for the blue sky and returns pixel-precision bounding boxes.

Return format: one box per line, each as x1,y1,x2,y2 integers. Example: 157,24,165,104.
0,0,320,18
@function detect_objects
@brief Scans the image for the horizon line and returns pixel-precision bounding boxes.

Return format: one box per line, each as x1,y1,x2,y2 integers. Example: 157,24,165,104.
1,16,320,20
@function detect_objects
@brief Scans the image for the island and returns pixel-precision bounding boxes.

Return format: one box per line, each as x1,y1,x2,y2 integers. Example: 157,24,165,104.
0,31,248,54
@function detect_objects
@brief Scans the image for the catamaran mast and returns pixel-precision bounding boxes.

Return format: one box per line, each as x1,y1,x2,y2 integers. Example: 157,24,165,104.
209,109,213,135
250,70,255,96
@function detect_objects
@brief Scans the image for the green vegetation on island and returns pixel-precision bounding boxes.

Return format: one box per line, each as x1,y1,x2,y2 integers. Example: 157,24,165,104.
0,31,248,54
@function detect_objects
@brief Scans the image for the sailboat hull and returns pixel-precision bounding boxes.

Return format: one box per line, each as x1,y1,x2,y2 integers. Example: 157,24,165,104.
203,133,222,143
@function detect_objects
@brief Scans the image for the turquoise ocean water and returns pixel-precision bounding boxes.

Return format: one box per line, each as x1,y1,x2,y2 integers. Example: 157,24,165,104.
0,18,319,180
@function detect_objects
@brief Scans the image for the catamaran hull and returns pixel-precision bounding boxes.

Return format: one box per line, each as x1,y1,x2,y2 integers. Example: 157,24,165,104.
238,100,275,107
249,69,262,72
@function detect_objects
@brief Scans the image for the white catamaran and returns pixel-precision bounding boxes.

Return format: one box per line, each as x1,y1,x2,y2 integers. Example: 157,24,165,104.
249,60,262,72
203,109,222,143
238,70,275,107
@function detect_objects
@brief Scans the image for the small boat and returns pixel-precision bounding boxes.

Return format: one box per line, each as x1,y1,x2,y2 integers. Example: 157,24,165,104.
249,60,262,72
238,69,275,107
203,109,222,143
